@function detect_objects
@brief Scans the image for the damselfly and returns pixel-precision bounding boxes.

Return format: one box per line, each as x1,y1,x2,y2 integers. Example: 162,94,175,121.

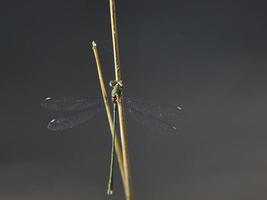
41,94,183,194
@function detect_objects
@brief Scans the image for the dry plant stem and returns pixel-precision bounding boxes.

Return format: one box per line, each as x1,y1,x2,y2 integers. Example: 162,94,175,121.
109,0,134,199
92,42,125,184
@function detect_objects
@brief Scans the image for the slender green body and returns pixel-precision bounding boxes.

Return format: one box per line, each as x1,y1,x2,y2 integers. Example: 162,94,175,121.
107,104,117,195
107,81,123,195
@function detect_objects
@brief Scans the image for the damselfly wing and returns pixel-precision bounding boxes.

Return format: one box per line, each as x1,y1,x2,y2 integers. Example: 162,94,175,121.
41,97,184,133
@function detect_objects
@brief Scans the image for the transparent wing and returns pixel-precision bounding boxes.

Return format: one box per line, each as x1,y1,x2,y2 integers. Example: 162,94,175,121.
125,106,178,134
41,97,102,111
125,98,183,122
47,108,101,131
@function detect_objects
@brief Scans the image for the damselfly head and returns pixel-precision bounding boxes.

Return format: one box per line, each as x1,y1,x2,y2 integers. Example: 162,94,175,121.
109,80,123,87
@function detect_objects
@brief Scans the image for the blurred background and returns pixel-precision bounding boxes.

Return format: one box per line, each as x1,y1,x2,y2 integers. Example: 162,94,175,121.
1,0,267,199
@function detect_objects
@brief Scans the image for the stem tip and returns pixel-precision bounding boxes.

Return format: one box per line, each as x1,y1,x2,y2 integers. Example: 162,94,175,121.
92,41,97,47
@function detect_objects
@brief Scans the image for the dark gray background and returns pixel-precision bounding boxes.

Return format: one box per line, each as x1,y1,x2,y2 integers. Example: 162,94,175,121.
1,0,267,199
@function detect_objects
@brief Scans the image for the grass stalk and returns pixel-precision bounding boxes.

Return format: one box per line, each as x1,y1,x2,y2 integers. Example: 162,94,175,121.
109,0,134,199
